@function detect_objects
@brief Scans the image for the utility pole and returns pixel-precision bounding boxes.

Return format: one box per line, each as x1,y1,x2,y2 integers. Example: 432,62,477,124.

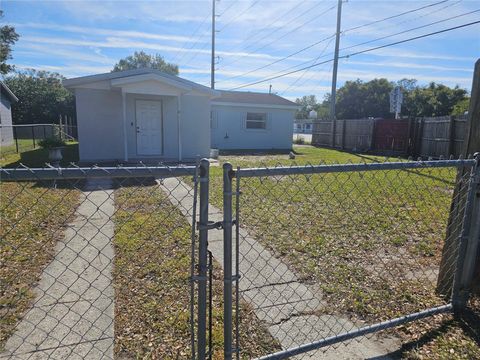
329,0,343,147
330,0,342,119
211,0,216,89
269,84,272,94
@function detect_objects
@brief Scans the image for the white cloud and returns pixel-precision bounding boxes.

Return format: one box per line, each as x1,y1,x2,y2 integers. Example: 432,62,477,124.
14,22,210,44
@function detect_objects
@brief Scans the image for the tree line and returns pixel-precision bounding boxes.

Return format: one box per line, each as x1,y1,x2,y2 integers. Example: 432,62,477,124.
295,78,469,120
1,12,179,124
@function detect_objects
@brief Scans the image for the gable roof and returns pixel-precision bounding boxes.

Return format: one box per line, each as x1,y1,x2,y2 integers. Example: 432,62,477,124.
213,90,297,107
0,81,18,103
63,68,218,95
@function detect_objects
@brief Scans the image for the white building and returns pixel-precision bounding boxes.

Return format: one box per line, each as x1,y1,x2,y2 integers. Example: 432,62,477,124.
64,69,297,163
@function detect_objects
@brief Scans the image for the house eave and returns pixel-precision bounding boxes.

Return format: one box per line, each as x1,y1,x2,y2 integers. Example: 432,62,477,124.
211,101,300,110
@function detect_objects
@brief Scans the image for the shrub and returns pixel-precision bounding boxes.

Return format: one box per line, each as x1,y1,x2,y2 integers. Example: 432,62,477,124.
38,137,66,149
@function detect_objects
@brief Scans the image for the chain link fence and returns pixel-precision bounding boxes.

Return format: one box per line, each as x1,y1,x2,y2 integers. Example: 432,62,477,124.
1,157,479,359
222,158,479,359
0,165,201,359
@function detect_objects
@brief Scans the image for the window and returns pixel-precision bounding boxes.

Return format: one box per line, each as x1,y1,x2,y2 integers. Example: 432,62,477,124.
246,112,267,129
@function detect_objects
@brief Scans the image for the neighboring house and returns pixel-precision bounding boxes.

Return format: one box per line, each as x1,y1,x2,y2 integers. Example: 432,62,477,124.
0,81,18,146
64,69,297,163
211,91,298,151
293,118,313,134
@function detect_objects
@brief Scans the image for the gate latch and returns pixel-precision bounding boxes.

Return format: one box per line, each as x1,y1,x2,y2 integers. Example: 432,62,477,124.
197,220,236,231
198,221,223,230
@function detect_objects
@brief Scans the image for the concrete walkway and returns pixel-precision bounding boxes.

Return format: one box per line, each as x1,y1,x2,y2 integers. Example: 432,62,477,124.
2,179,115,360
161,178,399,359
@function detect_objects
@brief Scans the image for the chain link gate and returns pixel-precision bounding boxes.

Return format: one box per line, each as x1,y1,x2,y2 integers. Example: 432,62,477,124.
221,157,479,359
1,156,479,359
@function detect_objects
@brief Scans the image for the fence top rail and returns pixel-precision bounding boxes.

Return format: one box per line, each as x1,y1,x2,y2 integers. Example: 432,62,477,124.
235,159,476,178
0,124,74,128
0,165,197,181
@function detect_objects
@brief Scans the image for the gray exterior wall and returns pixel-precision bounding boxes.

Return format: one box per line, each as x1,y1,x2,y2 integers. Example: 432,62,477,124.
211,105,294,150
75,88,124,162
0,95,14,146
180,94,210,159
74,88,210,162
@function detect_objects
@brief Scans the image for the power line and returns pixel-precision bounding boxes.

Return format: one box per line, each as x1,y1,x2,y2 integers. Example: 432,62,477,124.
342,0,449,34
341,8,480,52
218,0,260,32
222,8,479,85
172,13,211,64
220,33,336,82
280,37,336,95
227,20,480,90
220,0,307,54
219,3,336,69
176,1,239,65
217,1,467,83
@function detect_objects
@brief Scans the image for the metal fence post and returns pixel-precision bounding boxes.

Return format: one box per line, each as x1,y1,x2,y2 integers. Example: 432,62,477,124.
452,153,480,311
223,162,234,360
198,159,210,360
13,126,19,153
31,126,36,149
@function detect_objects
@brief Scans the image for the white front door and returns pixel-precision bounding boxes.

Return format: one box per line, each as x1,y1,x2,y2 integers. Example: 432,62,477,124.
136,100,162,156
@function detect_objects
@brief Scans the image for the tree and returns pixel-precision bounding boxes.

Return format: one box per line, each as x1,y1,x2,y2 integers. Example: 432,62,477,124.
295,95,318,119
451,98,470,116
335,78,393,119
4,69,75,124
401,82,467,117
112,51,179,75
0,10,19,75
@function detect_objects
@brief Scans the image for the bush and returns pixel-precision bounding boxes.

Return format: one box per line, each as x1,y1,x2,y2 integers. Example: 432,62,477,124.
38,137,66,149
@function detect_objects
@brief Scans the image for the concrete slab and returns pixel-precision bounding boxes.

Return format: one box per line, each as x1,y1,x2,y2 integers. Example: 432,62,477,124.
2,179,115,359
160,177,401,359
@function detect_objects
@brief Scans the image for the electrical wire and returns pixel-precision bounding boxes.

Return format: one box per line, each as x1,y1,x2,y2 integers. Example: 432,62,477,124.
221,8,479,85
219,2,336,69
342,0,449,33
227,20,480,90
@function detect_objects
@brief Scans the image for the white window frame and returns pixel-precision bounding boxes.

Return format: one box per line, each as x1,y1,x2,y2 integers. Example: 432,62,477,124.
245,112,267,130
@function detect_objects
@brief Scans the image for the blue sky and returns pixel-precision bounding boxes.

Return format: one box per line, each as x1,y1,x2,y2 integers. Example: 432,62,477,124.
2,0,479,100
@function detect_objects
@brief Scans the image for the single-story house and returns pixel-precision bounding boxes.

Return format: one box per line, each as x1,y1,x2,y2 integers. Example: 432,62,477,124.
64,69,297,163
211,91,298,151
0,81,18,146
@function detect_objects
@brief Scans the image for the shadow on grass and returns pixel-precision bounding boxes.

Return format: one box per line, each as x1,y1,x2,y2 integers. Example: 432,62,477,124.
1,143,79,168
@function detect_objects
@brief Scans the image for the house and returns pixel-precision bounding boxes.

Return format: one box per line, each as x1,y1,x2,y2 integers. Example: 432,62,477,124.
211,91,298,151
64,69,297,163
293,118,313,134
0,81,18,146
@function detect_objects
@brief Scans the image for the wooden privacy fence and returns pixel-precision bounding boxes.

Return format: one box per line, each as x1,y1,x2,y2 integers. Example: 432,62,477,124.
312,115,468,158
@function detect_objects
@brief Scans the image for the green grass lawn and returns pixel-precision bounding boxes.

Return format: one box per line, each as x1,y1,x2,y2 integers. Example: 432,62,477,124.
0,141,79,167
208,145,479,359
0,181,80,350
113,181,279,359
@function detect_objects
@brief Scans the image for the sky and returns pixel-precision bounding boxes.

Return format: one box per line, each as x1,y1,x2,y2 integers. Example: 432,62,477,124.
2,0,479,100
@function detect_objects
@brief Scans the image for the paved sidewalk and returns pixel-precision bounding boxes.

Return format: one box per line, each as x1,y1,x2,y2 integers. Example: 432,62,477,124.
2,179,115,360
161,177,399,359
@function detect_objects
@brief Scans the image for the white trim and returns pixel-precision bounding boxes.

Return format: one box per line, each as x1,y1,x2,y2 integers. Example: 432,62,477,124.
111,74,192,91
122,91,128,162
211,101,300,110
